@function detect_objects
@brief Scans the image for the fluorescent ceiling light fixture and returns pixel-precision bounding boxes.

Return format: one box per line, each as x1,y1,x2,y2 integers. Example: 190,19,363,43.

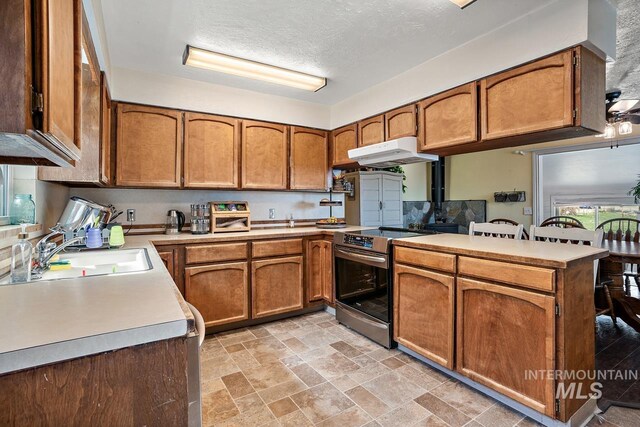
449,0,477,8
183,45,326,91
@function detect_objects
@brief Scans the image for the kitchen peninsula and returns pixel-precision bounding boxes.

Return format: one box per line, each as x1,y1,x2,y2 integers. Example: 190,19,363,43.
392,233,608,424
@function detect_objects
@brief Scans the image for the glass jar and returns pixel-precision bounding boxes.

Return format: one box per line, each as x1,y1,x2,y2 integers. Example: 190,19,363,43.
11,194,36,225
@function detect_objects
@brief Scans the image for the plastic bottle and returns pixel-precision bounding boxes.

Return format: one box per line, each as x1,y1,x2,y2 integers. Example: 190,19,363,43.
11,224,33,283
289,214,295,228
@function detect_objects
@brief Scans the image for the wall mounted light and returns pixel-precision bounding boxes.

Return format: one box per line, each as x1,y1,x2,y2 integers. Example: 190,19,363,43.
449,0,477,8
182,45,326,91
618,120,633,135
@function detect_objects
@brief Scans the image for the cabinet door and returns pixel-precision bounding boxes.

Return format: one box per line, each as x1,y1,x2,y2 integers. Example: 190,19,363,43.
457,277,556,416
358,115,384,147
40,0,81,157
38,9,100,183
158,250,176,279
184,113,239,188
185,262,249,327
99,72,111,185
331,124,357,167
394,264,454,369
116,104,183,187
418,83,477,151
306,240,324,302
321,240,334,303
480,50,574,141
241,120,288,189
381,174,403,227
360,175,383,226
252,256,303,318
385,105,417,140
290,127,328,190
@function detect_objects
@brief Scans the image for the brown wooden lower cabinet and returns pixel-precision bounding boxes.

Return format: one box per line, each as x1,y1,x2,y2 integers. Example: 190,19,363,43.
306,239,334,304
158,250,176,279
393,263,454,369
185,262,250,327
0,337,190,426
456,277,556,417
252,256,304,318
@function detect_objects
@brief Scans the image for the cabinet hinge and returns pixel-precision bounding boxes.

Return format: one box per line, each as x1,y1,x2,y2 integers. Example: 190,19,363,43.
555,399,561,414
31,90,44,113
572,109,577,119
180,176,184,185
573,55,580,67
555,303,561,317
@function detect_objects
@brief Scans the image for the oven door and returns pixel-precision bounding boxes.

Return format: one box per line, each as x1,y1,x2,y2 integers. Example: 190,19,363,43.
334,245,391,323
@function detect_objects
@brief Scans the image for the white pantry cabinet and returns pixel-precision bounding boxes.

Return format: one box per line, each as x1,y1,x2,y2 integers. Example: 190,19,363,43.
344,171,403,227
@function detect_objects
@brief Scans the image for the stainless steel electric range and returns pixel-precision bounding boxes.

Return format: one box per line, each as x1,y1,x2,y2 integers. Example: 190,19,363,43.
333,227,432,348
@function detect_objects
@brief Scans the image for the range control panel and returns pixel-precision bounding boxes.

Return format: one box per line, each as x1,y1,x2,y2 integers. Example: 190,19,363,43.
343,234,374,249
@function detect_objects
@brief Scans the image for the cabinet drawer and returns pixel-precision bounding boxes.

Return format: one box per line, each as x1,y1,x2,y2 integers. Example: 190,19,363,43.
185,242,248,264
458,256,555,292
394,246,456,273
252,238,303,258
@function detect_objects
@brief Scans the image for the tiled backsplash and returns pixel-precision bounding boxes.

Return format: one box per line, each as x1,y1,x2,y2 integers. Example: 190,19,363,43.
69,188,345,226
402,200,486,234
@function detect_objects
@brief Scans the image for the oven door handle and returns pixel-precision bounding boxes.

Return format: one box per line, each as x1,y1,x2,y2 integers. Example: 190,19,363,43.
334,247,388,268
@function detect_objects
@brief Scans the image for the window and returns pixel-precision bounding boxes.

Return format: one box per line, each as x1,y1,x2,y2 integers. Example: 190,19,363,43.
535,141,640,227
554,202,640,230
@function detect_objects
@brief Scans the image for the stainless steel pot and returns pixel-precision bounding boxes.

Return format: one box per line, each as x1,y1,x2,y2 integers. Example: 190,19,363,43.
53,196,115,233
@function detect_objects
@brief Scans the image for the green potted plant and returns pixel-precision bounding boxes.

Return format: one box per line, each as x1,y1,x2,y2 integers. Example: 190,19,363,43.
630,174,640,203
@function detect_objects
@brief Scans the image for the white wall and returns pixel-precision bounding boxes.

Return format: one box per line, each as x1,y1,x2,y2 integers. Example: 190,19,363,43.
402,163,428,202
11,166,70,230
329,0,616,128
110,67,331,129
69,188,344,225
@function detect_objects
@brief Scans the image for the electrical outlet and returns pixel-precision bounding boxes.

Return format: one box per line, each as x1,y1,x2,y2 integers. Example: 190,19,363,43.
127,209,136,222
523,207,533,215
268,208,276,219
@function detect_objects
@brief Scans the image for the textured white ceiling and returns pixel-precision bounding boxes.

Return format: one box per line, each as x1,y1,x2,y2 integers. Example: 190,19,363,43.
607,0,640,100
99,0,554,104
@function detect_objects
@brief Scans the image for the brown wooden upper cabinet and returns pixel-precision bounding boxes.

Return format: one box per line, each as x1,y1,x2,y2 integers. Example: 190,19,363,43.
39,0,82,158
358,115,385,147
100,72,112,185
38,7,106,184
480,47,603,141
1,0,82,166
385,105,417,140
184,113,240,188
418,83,478,151
330,124,357,167
242,120,288,189
290,127,328,190
116,104,183,187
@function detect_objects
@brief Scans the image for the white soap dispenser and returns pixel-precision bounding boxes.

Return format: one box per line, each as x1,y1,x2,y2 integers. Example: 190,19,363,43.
10,224,33,284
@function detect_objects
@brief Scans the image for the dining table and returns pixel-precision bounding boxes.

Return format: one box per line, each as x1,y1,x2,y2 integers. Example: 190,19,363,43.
600,239,640,332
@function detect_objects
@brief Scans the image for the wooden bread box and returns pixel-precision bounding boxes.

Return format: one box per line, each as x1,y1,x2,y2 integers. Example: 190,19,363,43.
210,201,251,233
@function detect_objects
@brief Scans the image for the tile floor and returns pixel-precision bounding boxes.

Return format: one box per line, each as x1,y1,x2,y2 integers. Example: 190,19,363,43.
200,311,639,427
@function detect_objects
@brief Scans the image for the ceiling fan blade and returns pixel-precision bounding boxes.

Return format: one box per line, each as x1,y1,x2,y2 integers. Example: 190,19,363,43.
608,99,640,113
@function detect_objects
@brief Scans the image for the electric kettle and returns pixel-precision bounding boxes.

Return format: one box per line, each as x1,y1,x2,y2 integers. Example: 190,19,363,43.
166,210,185,235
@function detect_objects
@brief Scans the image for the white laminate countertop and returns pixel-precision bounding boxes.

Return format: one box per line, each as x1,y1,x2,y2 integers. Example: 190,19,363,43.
0,225,368,375
393,233,609,268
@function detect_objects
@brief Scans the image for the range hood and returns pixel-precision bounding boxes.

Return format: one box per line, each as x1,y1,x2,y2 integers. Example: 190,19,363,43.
348,137,438,168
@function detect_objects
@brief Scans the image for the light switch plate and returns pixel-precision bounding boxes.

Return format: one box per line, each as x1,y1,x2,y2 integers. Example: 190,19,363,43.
523,207,533,215
268,208,276,219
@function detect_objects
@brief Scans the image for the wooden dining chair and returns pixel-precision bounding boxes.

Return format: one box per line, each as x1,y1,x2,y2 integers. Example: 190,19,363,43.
540,216,585,228
597,218,640,295
489,218,529,239
469,221,524,239
529,225,615,323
